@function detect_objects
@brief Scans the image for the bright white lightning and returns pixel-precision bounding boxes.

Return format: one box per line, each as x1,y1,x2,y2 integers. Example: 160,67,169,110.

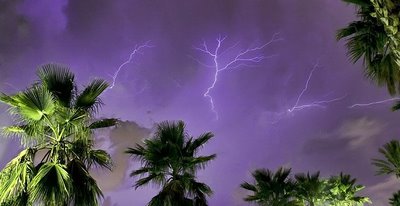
194,33,283,120
287,62,346,113
348,97,400,108
109,41,153,89
263,63,346,125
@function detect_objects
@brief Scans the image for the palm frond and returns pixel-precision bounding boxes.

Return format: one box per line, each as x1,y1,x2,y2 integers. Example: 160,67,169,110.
126,145,146,157
87,149,113,170
372,140,400,177
240,182,257,192
392,101,400,111
148,192,169,206
37,63,75,107
4,86,55,121
2,123,49,146
135,173,165,189
89,118,119,129
187,154,216,171
130,167,153,176
75,79,108,113
188,178,213,203
67,159,103,206
0,149,35,204
29,162,72,205
186,132,214,153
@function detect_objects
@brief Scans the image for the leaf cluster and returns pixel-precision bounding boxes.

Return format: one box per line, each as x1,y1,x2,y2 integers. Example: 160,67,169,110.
126,120,216,206
241,167,370,206
0,64,117,205
337,0,400,95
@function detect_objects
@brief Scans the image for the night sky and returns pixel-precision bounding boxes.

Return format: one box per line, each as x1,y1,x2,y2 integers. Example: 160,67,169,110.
1,0,400,205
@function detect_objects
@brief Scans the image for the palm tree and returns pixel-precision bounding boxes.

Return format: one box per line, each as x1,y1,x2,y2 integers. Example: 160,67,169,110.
0,63,117,205
126,120,216,206
337,0,400,95
240,167,299,206
294,172,327,206
390,190,400,206
326,173,370,206
372,140,400,177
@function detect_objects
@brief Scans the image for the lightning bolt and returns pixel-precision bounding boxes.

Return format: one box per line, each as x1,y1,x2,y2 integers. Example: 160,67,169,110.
348,97,400,108
287,62,346,113
264,62,346,125
194,33,283,120
108,41,153,90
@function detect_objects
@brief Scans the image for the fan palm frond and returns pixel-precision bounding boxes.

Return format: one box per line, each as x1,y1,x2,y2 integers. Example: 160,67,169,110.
37,63,75,107
75,79,108,113
89,118,119,129
29,162,72,205
372,140,400,177
67,159,103,206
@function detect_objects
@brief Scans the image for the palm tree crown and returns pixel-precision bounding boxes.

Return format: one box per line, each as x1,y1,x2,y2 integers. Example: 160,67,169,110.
126,120,216,206
241,168,369,206
294,172,327,206
326,173,370,206
337,0,400,95
0,63,117,205
241,167,299,206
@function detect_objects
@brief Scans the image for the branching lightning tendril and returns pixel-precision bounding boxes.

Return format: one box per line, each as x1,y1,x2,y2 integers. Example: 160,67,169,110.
194,33,283,120
348,97,400,108
108,41,153,90
287,62,346,113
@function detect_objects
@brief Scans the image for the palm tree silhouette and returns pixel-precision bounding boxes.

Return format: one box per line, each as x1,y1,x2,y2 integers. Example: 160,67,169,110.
241,167,300,206
126,120,216,206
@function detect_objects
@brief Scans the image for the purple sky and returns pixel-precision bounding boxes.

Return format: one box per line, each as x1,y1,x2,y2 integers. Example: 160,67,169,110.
1,0,400,205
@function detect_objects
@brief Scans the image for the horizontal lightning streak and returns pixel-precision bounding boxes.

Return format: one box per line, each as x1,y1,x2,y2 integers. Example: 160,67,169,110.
348,97,400,108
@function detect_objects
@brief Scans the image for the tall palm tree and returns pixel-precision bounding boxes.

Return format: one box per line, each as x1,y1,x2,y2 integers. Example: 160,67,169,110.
372,140,400,177
126,120,216,206
240,167,299,206
326,173,370,206
337,0,400,95
0,63,117,205
294,172,327,206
